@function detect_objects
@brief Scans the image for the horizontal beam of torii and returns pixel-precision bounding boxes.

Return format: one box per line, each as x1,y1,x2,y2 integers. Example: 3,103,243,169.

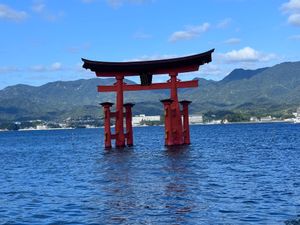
97,80,198,92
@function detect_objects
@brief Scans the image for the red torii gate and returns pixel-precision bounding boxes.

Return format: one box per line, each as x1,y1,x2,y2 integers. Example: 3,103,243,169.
82,49,214,148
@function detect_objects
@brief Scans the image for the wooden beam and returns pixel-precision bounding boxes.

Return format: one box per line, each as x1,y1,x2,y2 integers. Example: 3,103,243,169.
97,80,198,92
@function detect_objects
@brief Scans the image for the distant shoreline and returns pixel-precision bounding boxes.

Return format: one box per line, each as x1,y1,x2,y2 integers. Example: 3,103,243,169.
0,120,298,133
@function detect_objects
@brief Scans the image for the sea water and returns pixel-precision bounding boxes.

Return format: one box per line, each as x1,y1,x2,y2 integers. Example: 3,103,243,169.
0,123,300,224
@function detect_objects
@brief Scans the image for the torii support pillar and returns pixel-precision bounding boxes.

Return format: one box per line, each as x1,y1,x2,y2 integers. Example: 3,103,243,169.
180,100,192,145
100,102,114,149
124,103,134,146
161,99,174,146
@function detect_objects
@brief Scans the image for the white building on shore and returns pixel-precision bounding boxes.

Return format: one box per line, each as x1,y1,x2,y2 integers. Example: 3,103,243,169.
260,116,272,122
132,114,204,126
36,125,48,130
250,117,259,122
189,115,203,124
294,107,300,123
132,114,161,126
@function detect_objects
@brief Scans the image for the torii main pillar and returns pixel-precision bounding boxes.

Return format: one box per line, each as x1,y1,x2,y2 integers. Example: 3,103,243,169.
170,72,184,145
115,75,125,147
82,49,214,148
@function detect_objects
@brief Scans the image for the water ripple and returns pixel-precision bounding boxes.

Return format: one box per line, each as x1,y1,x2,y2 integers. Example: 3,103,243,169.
0,124,300,224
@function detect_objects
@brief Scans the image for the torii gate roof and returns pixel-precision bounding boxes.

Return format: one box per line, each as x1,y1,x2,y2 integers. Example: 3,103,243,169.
82,49,214,77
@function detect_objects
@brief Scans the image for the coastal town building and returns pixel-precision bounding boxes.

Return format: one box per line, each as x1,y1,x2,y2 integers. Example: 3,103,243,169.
250,117,259,122
36,125,48,130
132,114,161,126
294,107,300,123
207,120,222,124
189,115,203,124
260,116,272,122
132,114,204,126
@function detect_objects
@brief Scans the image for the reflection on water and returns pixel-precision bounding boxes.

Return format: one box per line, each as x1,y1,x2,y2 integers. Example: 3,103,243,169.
0,124,300,224
96,145,197,224
164,146,194,224
102,149,136,224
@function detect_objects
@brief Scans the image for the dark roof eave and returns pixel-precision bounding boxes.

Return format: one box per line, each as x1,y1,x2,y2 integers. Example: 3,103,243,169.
82,48,214,76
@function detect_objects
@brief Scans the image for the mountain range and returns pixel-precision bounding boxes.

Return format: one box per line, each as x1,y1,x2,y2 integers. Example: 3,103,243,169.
0,61,300,122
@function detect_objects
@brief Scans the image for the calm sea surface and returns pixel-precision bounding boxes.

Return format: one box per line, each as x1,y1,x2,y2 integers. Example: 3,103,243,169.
0,123,300,224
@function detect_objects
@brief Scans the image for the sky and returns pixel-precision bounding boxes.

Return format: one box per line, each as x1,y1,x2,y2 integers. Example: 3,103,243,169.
0,0,300,89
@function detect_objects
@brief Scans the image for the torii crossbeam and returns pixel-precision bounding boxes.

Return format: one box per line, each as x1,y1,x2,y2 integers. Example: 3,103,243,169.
82,49,214,148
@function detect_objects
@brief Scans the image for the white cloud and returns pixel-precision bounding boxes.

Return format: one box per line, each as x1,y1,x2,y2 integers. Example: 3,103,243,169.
44,11,64,22
125,54,178,62
198,63,223,77
0,66,20,74
32,2,46,13
107,0,123,7
281,0,300,27
281,0,300,13
288,13,300,26
224,38,241,45
30,62,64,72
169,23,210,42
82,0,96,3
31,1,64,22
221,47,276,63
217,18,232,29
133,31,152,39
67,43,91,54
289,34,300,39
0,4,27,21
106,0,151,8
0,62,83,77
30,65,46,72
50,62,63,71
